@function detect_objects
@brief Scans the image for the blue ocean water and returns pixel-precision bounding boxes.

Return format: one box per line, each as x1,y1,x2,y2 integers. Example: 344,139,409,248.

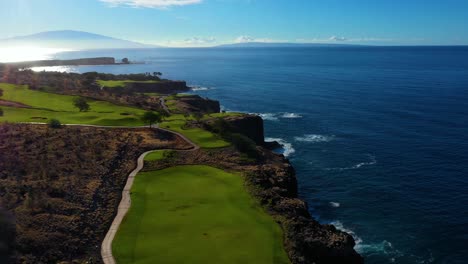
50,47,468,263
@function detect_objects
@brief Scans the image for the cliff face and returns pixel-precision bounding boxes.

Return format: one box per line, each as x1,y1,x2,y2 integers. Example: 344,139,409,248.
218,115,363,263
222,115,265,145
125,81,189,94
175,95,221,114
250,160,363,264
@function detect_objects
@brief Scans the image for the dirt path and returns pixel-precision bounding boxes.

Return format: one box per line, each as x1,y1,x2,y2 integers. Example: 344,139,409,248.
98,125,198,264
20,122,199,264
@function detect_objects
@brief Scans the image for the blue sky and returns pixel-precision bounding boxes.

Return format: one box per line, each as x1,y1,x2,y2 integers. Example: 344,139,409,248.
1,0,468,46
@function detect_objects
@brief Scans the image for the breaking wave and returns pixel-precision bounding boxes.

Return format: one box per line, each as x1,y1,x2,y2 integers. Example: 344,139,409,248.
330,202,341,208
281,112,303,119
265,137,295,157
191,86,211,91
332,221,403,261
257,113,279,121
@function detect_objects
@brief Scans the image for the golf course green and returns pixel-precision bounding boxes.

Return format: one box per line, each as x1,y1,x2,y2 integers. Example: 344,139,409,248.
97,80,160,88
0,83,146,126
112,165,290,264
0,84,230,148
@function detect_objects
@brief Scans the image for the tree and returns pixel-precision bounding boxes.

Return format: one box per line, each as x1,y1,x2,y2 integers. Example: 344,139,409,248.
192,112,204,122
142,111,162,128
48,119,62,128
0,88,3,97
73,97,90,112
0,108,3,117
122,58,130,64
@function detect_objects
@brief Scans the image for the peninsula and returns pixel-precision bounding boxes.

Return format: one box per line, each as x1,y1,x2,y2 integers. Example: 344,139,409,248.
0,62,363,264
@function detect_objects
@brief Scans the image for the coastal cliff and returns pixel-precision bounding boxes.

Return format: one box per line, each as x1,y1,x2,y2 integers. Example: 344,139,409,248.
124,81,190,94
176,109,363,263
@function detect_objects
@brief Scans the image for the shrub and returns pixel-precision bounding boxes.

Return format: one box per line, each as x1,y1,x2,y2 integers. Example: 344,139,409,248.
0,108,3,117
48,119,62,128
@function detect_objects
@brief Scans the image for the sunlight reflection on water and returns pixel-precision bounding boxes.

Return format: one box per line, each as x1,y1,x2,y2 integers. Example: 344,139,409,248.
0,47,71,63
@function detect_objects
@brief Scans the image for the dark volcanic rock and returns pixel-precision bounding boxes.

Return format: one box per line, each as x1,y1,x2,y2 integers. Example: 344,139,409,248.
222,115,265,145
250,162,364,264
176,95,221,114
124,81,189,94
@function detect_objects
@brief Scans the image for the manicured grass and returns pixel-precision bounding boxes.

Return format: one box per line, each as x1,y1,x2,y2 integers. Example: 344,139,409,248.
161,115,230,148
113,165,290,264
0,83,146,126
206,112,245,118
144,150,166,161
97,80,160,88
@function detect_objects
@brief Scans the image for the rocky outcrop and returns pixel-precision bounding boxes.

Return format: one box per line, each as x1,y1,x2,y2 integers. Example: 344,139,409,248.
221,115,265,145
249,160,363,264
175,95,221,114
124,81,189,94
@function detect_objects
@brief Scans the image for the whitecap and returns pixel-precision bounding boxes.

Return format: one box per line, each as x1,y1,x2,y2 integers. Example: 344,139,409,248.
332,221,403,260
325,155,377,171
191,86,211,91
257,113,279,121
281,112,303,119
294,134,335,143
330,202,341,208
265,137,295,157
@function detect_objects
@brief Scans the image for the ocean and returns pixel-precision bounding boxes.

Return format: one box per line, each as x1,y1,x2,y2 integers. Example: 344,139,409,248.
46,46,468,263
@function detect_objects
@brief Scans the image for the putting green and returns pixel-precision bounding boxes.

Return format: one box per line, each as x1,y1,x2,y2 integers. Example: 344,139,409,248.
113,165,290,264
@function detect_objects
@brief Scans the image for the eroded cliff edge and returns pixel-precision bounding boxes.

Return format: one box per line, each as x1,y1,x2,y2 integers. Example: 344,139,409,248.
200,113,364,264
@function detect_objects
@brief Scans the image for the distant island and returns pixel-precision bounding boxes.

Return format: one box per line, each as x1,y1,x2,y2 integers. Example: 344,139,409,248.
0,30,160,50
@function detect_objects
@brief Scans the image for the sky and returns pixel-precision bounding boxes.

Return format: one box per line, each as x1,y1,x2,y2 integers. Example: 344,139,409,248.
0,0,468,46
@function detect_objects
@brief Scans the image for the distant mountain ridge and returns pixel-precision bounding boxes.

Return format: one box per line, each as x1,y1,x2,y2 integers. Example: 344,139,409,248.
0,30,160,50
216,42,362,48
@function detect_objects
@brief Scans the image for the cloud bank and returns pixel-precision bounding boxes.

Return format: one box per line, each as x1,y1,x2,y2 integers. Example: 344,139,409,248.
100,0,202,8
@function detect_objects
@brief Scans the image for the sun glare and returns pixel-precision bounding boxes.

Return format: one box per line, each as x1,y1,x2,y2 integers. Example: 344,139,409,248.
0,46,71,63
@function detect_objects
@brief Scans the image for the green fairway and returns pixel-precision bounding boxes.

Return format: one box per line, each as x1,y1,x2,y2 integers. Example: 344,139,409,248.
97,80,160,88
0,83,146,126
144,150,167,161
161,115,230,148
113,165,290,264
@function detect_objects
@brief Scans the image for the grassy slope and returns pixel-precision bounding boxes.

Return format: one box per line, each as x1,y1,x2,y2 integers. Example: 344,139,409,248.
113,165,290,264
0,84,230,146
97,80,160,88
0,83,146,126
161,114,230,148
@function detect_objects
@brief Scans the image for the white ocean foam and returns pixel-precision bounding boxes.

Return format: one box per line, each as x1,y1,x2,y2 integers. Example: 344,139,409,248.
330,202,341,208
294,134,335,143
332,221,403,260
191,86,211,91
325,155,377,171
281,112,303,119
265,137,295,157
258,113,279,121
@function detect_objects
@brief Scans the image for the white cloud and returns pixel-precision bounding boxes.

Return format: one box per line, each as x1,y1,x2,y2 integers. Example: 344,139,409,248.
329,36,347,42
235,36,255,43
235,36,283,43
184,36,217,44
100,0,202,8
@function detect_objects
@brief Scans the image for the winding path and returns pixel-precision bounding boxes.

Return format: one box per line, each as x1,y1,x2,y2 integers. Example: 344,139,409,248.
22,122,199,264
98,126,199,264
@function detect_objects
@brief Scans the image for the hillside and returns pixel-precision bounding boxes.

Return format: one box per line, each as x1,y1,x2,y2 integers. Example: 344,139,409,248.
0,30,160,50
